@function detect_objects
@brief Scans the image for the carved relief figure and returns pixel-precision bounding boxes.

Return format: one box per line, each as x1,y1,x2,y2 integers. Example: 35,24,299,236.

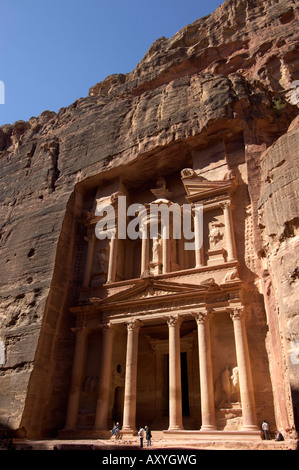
149,237,162,275
95,247,108,274
221,365,232,404
152,237,161,264
209,222,224,249
91,247,109,286
231,367,240,402
215,365,240,407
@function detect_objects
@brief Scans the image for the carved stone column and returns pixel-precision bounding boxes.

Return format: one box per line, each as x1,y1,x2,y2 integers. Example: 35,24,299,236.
94,323,115,430
166,315,183,430
141,223,149,275
193,205,204,268
220,201,237,262
83,232,96,287
107,231,118,283
64,327,88,430
193,311,216,431
162,222,169,274
122,320,141,433
228,307,258,430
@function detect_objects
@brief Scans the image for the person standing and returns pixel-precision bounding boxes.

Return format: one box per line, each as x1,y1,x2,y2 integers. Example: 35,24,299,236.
145,426,152,447
138,427,145,448
262,420,271,440
111,422,121,439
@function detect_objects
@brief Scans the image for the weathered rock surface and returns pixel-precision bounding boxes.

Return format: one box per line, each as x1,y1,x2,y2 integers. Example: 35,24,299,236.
257,116,299,430
0,0,298,438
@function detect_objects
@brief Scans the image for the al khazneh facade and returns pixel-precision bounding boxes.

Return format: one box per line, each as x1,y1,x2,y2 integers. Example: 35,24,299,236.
60,167,266,440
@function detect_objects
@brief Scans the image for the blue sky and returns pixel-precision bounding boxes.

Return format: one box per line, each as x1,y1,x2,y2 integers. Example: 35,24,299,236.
0,0,224,126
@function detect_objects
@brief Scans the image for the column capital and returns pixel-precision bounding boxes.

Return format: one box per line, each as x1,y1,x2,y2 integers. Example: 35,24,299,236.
191,310,207,325
219,200,231,210
101,321,115,333
164,314,182,327
126,319,142,332
71,326,89,336
227,306,244,320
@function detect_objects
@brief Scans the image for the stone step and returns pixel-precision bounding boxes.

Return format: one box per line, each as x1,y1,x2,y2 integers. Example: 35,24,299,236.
8,437,297,451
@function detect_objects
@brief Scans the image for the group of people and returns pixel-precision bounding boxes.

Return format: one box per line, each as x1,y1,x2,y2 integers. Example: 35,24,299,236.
112,419,283,445
138,426,152,448
111,422,152,447
262,420,284,441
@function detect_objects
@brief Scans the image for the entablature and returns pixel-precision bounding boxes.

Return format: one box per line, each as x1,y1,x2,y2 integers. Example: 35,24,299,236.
70,276,243,330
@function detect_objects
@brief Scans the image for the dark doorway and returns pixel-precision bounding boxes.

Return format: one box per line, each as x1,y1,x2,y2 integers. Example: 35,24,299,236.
112,386,124,424
181,352,190,416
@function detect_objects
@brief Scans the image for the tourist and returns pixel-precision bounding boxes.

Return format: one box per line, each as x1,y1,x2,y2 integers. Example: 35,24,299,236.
262,420,271,440
145,426,152,447
138,427,145,448
111,422,121,438
275,430,284,441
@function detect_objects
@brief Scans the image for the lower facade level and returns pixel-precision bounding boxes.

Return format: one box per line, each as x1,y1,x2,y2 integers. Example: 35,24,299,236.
60,279,269,441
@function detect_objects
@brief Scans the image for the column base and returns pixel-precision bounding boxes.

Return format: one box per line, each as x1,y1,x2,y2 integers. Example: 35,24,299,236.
168,425,184,431
121,427,137,436
163,429,262,441
200,425,217,432
241,424,260,432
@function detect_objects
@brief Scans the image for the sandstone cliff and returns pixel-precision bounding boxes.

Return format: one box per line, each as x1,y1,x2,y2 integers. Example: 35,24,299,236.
0,0,298,438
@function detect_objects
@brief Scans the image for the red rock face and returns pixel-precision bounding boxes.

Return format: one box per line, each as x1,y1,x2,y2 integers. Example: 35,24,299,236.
0,0,298,440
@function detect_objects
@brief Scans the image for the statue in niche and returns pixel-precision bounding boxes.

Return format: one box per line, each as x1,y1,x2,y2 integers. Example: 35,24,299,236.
91,247,108,286
95,247,108,274
149,237,162,275
221,365,232,404
215,365,240,407
152,237,161,264
231,366,240,402
208,221,224,249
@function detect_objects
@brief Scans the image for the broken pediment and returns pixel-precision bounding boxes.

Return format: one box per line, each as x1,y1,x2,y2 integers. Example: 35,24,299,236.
180,168,237,202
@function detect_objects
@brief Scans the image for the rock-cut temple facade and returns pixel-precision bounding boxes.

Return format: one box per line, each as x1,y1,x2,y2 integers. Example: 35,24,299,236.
0,0,299,446
62,169,268,441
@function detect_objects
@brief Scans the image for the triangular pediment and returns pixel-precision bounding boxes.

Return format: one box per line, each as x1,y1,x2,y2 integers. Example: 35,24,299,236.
90,278,214,307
